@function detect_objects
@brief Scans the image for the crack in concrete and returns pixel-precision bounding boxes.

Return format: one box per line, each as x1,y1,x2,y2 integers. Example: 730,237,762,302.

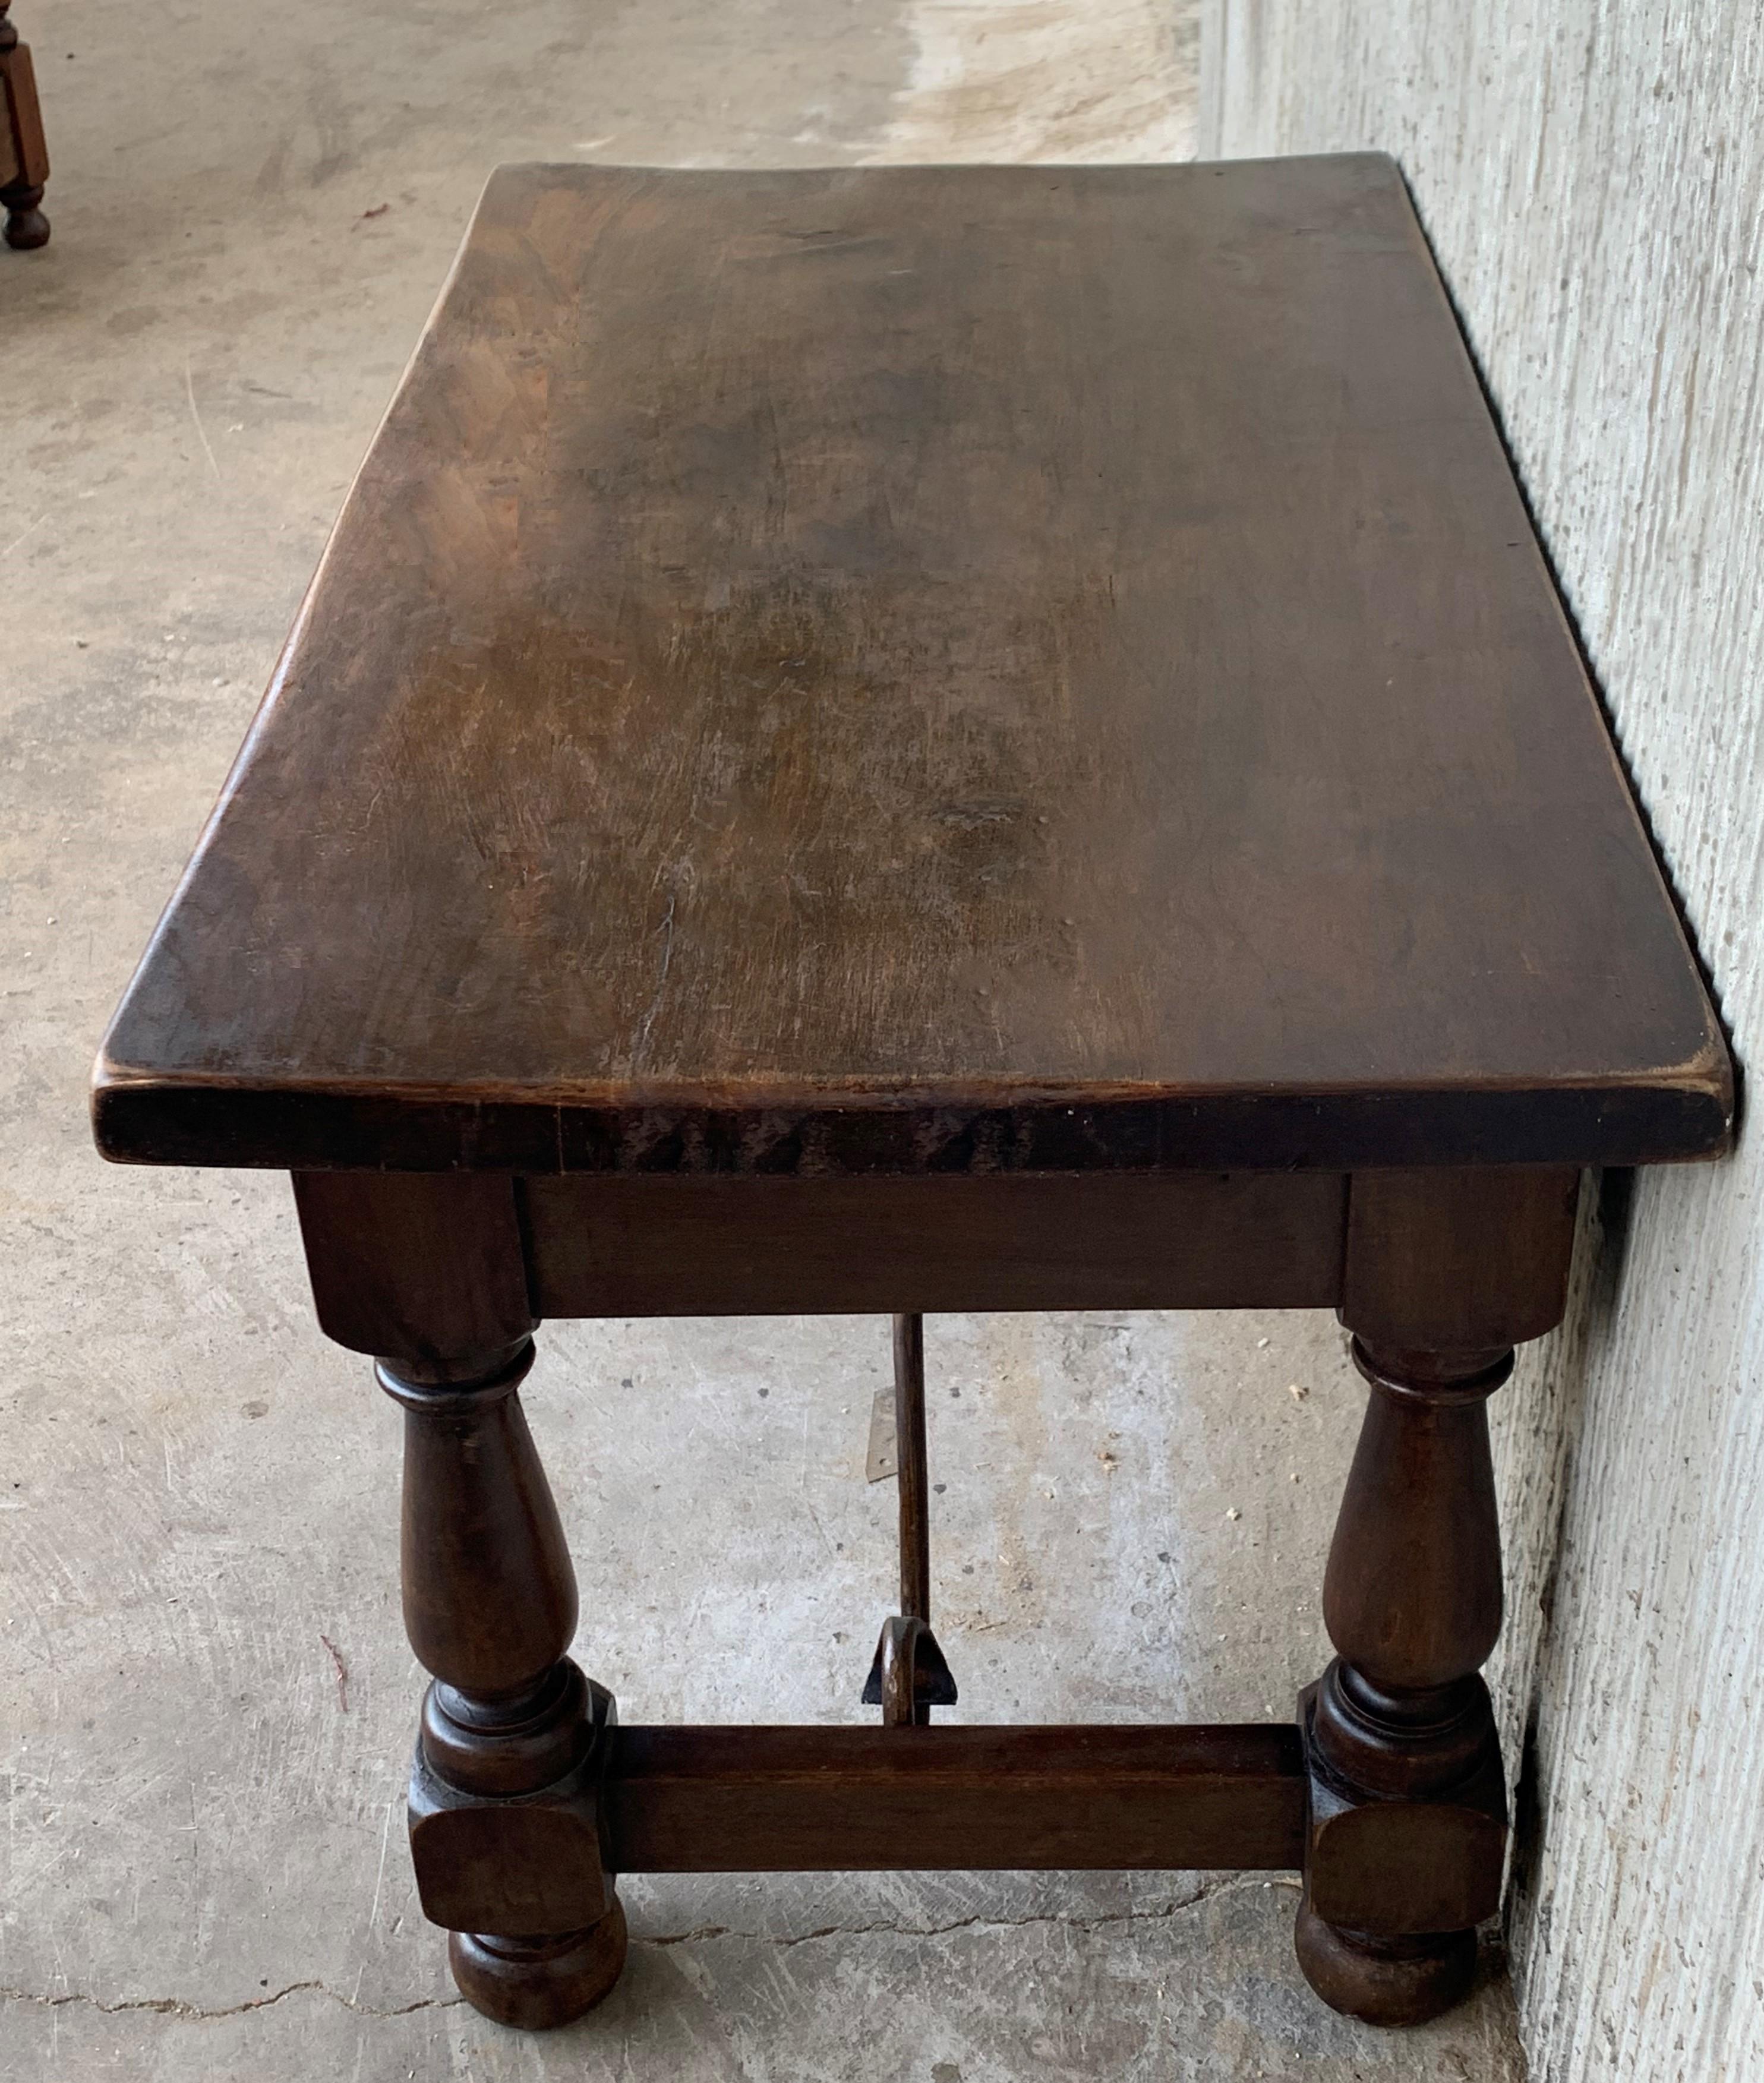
0,1877,1302,2018
644,1871,1294,1949
0,1979,464,2022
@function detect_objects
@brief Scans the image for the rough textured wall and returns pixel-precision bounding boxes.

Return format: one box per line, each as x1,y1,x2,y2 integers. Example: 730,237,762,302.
1200,5,1764,2076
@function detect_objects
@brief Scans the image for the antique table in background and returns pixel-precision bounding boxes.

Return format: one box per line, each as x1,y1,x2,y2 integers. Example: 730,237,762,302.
93,157,1732,2031
0,1,51,249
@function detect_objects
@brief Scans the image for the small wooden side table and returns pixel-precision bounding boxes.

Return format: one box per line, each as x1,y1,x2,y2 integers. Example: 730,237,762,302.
94,158,1731,2031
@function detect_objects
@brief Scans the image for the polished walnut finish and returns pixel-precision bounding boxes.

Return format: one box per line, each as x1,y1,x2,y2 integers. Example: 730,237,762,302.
0,2,48,250
93,159,1728,1178
93,158,1733,2034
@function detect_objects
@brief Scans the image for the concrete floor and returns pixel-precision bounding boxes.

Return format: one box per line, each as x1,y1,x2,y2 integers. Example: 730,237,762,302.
0,4,1525,2076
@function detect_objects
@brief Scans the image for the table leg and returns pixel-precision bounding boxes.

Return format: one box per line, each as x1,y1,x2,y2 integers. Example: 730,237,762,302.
1293,1165,1579,2023
379,1339,627,2027
292,1172,626,2030
0,4,50,250
1295,1337,1512,2024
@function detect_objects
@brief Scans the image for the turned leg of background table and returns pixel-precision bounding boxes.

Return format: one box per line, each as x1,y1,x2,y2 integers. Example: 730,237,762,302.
292,1172,626,2030
1298,1166,1580,2025
0,3,51,251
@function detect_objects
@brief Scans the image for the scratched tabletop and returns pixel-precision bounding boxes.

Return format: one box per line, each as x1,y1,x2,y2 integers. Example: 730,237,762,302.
94,160,1731,1175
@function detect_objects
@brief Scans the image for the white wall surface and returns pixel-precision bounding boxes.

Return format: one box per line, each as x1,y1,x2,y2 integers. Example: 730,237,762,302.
1200,6,1764,2076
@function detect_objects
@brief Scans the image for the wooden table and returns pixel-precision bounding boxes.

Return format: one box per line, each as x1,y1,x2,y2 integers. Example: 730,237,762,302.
94,157,1731,2032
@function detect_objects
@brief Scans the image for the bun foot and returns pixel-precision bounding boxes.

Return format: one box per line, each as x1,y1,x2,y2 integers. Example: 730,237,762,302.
3,185,49,250
1294,1895,1477,2027
449,1896,629,2030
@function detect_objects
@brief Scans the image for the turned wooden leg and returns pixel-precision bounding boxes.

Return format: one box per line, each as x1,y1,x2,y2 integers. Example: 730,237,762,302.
0,4,51,250
292,1172,627,2032
378,1337,627,2029
1295,1338,1511,2024
1292,1164,1580,2025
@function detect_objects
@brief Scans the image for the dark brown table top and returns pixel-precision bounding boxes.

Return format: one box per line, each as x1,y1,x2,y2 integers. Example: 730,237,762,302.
94,157,1731,1176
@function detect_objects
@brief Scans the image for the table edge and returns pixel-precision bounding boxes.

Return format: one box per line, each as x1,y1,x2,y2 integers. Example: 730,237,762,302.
89,1050,1734,1174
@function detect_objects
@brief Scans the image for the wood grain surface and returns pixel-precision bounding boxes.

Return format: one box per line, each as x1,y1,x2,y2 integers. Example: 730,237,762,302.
523,1170,1348,1314
92,157,1731,1173
602,1723,1308,1871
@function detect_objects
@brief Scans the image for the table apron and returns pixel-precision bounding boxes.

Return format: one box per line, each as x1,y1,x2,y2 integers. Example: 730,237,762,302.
522,1172,1349,1316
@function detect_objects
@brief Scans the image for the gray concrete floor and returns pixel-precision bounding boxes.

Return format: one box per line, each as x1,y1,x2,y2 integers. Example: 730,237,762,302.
0,4,1525,2076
